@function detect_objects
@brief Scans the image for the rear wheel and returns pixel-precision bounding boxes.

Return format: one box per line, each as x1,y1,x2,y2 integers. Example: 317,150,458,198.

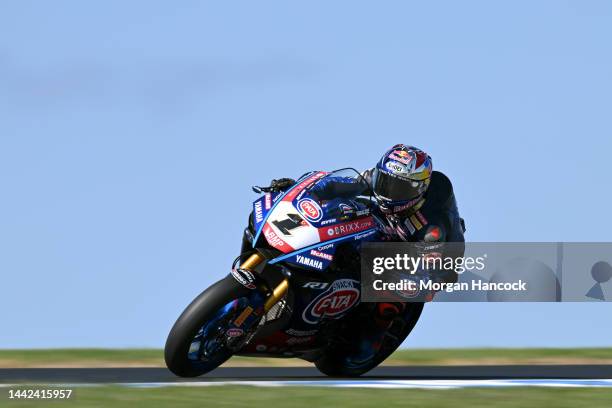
315,302,424,377
164,276,251,377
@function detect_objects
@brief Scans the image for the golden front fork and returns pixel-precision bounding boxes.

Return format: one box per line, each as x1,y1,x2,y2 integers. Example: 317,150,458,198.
240,252,264,270
238,252,289,313
264,278,289,312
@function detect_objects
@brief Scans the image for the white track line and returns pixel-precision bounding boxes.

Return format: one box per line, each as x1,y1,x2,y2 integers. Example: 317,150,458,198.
2,379,612,389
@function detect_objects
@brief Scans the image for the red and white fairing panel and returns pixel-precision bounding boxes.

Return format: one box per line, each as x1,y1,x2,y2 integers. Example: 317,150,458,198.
262,171,374,254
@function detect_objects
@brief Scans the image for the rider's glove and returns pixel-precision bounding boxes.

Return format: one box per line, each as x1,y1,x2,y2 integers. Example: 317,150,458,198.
270,178,296,192
252,178,296,194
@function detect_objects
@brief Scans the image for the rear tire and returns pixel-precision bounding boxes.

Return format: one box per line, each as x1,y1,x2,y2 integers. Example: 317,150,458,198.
315,302,424,377
164,276,250,377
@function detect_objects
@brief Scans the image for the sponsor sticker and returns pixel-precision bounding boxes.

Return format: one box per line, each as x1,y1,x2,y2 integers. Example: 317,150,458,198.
303,281,329,289
416,211,428,226
254,201,264,223
295,189,307,201
285,328,318,336
353,229,377,241
409,214,423,230
264,193,272,210
231,267,257,290
389,149,414,165
339,203,354,215
226,328,244,338
284,172,326,202
391,197,423,213
310,249,333,261
297,198,323,223
295,254,324,270
385,161,405,173
286,336,313,345
388,153,409,164
320,218,337,226
302,279,360,324
318,243,335,251
403,218,416,235
320,217,375,239
425,225,442,242
263,224,288,249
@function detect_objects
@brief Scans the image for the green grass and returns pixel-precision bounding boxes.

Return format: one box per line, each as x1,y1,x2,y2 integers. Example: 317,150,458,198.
2,386,612,408
384,347,612,365
0,349,163,367
1,347,612,368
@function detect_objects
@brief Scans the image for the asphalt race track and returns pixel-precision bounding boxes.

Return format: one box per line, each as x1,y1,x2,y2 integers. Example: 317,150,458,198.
2,365,612,384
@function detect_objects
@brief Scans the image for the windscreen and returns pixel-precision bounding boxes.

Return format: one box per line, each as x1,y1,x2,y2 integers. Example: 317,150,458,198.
306,168,373,205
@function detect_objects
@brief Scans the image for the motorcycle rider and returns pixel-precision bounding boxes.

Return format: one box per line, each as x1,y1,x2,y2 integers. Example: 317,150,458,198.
351,144,466,360
249,144,465,361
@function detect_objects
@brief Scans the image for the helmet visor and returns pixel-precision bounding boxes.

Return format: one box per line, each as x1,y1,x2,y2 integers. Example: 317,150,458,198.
373,169,424,202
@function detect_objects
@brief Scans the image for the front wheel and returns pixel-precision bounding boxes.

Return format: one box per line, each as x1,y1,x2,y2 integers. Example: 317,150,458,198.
164,276,251,377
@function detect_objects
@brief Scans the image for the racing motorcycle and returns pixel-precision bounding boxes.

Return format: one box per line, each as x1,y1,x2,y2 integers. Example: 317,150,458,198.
165,169,424,377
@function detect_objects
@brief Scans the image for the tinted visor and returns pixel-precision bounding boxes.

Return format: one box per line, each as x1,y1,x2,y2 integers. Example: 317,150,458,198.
373,169,424,202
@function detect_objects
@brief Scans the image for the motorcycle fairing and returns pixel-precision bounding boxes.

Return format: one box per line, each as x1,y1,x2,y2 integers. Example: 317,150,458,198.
268,228,378,272
252,171,327,250
253,170,376,255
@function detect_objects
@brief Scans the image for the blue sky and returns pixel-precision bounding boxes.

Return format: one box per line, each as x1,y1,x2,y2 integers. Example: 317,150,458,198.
1,1,611,348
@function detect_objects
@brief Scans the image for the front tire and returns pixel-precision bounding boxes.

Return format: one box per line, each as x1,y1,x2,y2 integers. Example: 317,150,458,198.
164,276,250,377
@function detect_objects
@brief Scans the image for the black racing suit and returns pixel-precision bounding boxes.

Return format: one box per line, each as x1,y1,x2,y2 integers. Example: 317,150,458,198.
364,169,466,291
363,169,465,242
